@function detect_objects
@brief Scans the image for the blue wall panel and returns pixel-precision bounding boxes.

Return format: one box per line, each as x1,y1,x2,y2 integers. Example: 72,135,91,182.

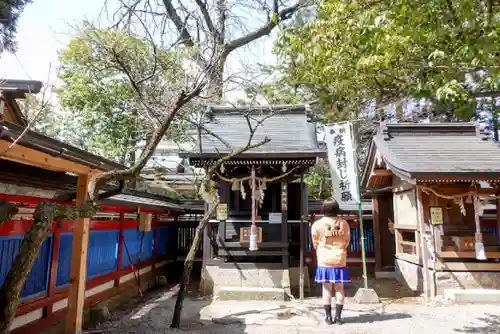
86,230,119,279
155,227,175,256
121,229,154,269
483,226,499,238
0,236,52,299
348,227,375,253
56,233,73,287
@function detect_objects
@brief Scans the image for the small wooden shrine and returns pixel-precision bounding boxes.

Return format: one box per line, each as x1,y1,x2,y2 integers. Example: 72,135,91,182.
361,122,500,296
180,104,325,300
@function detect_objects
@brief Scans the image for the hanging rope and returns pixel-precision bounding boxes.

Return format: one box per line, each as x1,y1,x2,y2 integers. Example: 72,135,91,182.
214,166,300,184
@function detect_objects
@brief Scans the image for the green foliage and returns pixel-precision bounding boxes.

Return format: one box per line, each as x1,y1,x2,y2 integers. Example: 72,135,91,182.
0,0,32,53
57,27,190,164
305,159,332,199
276,0,500,120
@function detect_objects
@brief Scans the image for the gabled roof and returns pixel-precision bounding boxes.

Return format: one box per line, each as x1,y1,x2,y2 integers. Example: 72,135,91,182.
0,79,43,126
180,104,326,160
362,122,500,185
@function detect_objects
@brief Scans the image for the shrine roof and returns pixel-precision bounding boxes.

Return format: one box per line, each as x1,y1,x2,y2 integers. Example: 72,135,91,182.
180,104,326,162
365,122,500,182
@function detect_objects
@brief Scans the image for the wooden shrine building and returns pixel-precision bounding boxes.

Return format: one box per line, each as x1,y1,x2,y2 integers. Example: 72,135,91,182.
180,104,325,300
361,122,500,297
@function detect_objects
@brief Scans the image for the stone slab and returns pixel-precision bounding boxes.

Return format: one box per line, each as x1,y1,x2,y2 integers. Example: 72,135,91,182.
217,286,287,301
353,288,380,304
443,288,500,304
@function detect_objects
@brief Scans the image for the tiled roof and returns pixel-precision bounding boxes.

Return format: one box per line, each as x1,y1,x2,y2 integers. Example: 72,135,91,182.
373,122,500,180
182,105,325,158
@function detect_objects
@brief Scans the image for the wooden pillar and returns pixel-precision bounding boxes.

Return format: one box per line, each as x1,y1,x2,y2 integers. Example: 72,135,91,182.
115,212,125,287
281,181,288,267
299,173,307,302
416,187,431,299
48,221,61,297
371,195,382,272
496,193,500,245
65,174,91,334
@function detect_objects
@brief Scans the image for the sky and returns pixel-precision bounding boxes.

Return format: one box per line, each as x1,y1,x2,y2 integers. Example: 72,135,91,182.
0,0,277,103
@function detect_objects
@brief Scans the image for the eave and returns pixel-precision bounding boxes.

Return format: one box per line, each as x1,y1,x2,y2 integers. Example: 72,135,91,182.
0,122,122,174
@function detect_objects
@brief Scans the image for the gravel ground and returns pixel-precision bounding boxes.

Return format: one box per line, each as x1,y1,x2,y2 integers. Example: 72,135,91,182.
91,285,500,334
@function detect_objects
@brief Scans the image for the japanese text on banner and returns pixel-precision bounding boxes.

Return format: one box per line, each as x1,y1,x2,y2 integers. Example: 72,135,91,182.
324,122,359,204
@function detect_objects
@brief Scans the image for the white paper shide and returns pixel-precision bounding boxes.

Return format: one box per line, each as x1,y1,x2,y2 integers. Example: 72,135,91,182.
324,122,359,205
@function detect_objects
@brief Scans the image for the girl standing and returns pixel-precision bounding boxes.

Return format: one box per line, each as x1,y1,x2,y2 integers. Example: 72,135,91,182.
311,199,351,325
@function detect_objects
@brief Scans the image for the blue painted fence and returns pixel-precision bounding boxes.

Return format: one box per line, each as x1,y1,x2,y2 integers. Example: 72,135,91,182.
0,236,53,299
1,226,175,300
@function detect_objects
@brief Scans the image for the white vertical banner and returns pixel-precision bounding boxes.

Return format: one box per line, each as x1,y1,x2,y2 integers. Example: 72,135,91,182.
324,122,359,205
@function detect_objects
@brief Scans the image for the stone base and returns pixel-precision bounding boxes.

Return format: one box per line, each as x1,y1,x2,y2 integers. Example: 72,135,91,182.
353,288,380,304
203,264,292,301
395,257,500,295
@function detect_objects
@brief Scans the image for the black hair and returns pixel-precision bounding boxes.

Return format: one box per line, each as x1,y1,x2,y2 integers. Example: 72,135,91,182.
321,199,340,217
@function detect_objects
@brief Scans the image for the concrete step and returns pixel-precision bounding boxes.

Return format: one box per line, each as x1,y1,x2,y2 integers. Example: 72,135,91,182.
216,286,288,301
443,289,500,304
375,271,397,279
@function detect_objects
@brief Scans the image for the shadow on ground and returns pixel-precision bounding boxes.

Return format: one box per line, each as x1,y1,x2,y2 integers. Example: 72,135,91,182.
88,283,247,334
455,313,500,334
342,311,412,324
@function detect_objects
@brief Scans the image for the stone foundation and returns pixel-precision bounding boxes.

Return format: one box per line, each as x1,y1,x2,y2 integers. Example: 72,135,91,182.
395,256,500,295
203,264,297,301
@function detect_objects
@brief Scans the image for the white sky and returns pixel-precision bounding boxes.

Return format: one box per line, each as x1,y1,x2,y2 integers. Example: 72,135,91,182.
0,0,277,103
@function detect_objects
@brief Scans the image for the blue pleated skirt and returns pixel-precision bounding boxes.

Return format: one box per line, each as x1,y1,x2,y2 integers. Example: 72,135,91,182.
314,266,351,284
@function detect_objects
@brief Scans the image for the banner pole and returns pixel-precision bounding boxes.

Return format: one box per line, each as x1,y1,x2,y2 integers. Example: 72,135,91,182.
350,122,369,289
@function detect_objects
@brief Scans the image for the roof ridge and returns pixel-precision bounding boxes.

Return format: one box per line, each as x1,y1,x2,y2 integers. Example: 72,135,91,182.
207,104,308,115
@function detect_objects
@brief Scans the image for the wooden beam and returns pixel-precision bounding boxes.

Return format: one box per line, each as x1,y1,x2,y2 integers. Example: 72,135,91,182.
65,175,91,334
371,169,392,177
218,249,288,256
438,251,500,259
0,140,101,175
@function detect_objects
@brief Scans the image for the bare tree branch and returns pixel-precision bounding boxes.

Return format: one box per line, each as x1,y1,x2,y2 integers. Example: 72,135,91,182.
223,2,300,56
193,0,215,35
162,0,196,47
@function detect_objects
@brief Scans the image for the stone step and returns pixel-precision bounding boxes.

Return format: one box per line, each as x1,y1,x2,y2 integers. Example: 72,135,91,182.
443,289,500,304
216,286,288,301
375,271,397,279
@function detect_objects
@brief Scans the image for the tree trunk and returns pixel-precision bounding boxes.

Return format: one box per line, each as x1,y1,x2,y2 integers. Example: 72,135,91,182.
207,57,225,102
0,205,54,334
0,202,97,333
170,203,218,329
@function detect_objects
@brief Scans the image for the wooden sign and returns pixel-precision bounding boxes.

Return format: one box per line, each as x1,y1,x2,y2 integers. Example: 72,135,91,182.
281,182,288,211
139,212,152,232
239,227,263,243
269,212,282,224
216,203,228,221
429,207,443,225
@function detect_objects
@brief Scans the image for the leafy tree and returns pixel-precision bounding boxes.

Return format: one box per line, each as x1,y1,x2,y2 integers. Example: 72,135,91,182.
57,27,191,165
0,0,32,53
276,0,500,121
